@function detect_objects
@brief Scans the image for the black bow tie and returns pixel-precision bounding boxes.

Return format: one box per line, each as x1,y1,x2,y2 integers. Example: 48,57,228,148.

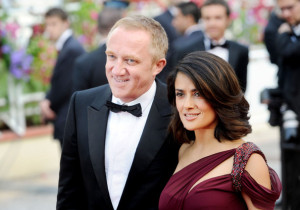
105,100,142,117
210,41,228,49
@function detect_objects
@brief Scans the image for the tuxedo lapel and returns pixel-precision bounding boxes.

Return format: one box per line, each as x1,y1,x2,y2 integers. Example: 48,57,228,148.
127,102,169,176
118,81,172,207
227,41,237,69
88,87,113,209
55,36,72,65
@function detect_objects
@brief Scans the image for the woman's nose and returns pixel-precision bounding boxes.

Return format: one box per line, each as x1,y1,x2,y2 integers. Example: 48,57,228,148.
183,96,194,109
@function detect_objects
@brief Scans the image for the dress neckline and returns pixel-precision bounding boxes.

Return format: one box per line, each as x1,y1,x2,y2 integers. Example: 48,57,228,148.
173,147,236,176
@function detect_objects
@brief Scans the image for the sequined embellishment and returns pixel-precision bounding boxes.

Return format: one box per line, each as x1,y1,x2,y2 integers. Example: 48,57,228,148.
231,142,266,192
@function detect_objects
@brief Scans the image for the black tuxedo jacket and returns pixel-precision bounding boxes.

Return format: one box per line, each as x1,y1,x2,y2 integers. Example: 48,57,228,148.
172,38,249,92
277,32,300,116
73,44,108,92
46,36,85,141
57,80,179,210
170,30,204,69
263,12,285,65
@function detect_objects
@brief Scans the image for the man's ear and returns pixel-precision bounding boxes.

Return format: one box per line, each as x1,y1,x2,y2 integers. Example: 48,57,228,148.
153,58,167,76
226,16,232,28
64,20,70,30
187,14,196,25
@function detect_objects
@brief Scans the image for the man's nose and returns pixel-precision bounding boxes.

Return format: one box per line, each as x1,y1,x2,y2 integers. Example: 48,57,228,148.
281,8,292,19
111,60,125,75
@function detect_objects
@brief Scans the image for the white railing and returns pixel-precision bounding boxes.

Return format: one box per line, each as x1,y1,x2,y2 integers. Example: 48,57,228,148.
0,75,45,136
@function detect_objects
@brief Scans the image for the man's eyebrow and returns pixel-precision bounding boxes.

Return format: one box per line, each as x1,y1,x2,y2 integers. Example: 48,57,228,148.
105,50,113,54
124,55,139,60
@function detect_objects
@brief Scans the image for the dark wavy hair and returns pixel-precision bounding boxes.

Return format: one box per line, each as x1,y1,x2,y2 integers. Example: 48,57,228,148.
167,51,251,144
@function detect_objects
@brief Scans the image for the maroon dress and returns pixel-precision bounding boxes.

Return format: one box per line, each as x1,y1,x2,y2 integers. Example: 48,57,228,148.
159,142,282,210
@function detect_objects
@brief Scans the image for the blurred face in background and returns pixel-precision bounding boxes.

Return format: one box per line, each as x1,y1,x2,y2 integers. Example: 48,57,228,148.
172,8,189,35
277,0,298,25
45,16,69,42
293,0,300,23
201,4,230,41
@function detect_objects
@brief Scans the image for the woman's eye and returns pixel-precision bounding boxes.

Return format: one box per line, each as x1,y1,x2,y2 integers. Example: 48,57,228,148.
175,92,183,97
194,92,201,97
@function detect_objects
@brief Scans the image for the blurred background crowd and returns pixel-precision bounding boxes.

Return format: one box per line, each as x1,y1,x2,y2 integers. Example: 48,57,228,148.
0,0,275,134
0,0,300,209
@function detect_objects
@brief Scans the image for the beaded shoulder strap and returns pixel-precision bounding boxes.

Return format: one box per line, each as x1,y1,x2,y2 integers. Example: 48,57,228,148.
231,142,266,192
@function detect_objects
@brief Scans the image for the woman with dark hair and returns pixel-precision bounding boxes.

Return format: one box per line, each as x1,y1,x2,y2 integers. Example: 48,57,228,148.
159,51,281,209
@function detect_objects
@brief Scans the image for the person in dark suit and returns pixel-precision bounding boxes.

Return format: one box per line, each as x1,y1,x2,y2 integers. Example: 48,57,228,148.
277,0,300,116
170,1,204,72
275,0,300,208
264,10,285,66
39,7,85,147
263,10,285,91
154,1,181,82
154,2,180,49
57,15,179,210
72,7,123,91
172,0,249,92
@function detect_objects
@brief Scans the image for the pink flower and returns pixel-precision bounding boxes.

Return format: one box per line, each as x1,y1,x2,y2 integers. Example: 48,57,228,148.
90,11,98,21
5,22,20,39
230,11,239,20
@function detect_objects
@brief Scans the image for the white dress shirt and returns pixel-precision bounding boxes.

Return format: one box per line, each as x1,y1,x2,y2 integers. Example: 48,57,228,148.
293,23,300,36
205,36,229,62
105,81,156,210
55,29,72,51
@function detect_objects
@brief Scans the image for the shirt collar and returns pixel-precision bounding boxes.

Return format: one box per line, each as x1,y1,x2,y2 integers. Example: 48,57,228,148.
98,37,107,47
185,24,203,36
293,24,300,36
112,81,157,112
210,37,226,46
204,35,226,49
169,6,177,17
55,29,73,51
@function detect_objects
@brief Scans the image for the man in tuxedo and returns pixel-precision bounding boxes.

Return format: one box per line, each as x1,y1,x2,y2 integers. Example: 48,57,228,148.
276,0,300,208
72,7,123,91
264,10,285,92
39,7,85,147
172,0,249,92
264,10,285,66
57,15,179,210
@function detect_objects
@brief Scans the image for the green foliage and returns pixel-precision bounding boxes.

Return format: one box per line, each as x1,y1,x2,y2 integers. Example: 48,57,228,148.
70,1,102,50
26,35,56,92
